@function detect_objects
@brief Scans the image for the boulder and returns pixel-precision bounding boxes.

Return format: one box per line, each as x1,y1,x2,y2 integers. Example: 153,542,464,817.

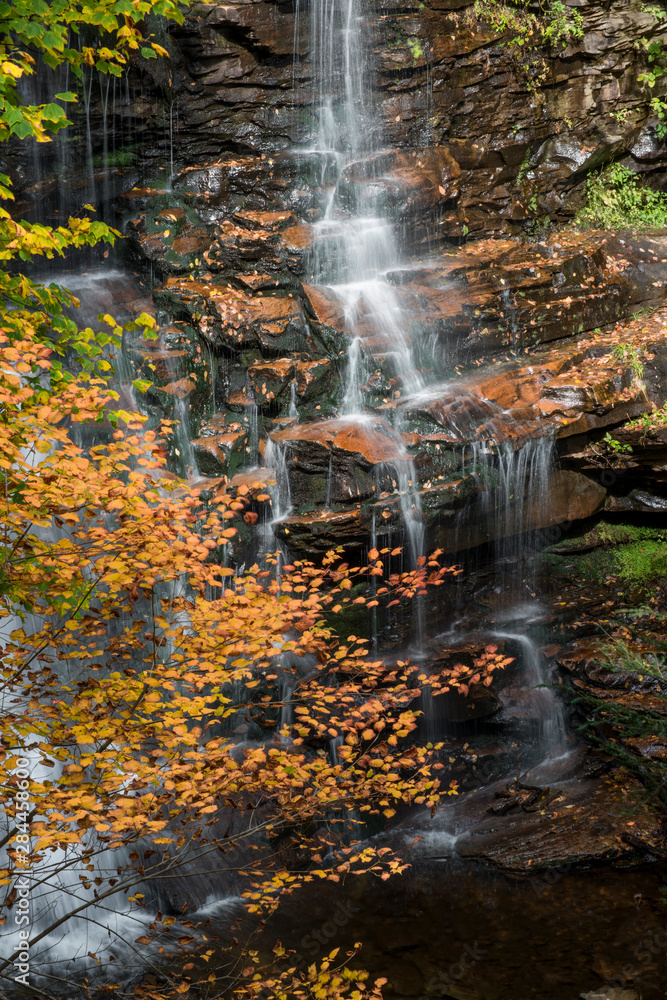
273,507,368,554
191,413,249,476
157,277,310,352
333,146,461,223
271,416,413,506
456,769,663,873
248,356,332,410
203,217,314,283
432,470,607,553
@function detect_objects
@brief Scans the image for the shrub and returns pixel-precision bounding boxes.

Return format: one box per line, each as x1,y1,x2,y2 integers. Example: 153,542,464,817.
577,162,667,230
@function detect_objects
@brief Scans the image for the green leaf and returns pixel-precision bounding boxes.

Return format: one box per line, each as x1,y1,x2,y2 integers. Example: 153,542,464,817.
10,119,35,139
42,103,67,123
41,30,65,51
55,92,77,102
141,47,157,59
132,378,153,394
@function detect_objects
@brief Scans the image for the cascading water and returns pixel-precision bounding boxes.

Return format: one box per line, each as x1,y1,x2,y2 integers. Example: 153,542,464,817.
7,0,592,987
491,630,567,755
293,0,427,560
305,0,425,399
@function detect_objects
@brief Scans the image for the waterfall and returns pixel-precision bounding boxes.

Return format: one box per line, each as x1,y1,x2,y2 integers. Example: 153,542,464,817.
264,437,292,524
491,631,567,755
470,435,556,598
341,336,365,416
310,0,369,156
306,0,424,411
173,394,198,479
288,380,299,420
259,438,294,563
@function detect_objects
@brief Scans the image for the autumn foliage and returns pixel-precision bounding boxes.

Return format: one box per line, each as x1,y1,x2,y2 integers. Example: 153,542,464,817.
0,315,511,995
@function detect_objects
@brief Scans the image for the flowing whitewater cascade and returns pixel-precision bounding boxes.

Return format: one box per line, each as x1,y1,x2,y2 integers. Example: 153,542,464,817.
6,2,596,989
290,0,429,561
291,0,563,747
305,0,426,397
469,435,557,599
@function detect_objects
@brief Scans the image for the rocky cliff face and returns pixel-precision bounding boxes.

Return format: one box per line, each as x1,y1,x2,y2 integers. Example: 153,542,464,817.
28,0,667,559
160,0,667,236
107,0,667,557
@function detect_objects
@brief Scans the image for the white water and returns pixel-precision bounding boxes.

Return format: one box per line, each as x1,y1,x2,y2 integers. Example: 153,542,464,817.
491,629,567,755
289,2,429,559
304,0,425,421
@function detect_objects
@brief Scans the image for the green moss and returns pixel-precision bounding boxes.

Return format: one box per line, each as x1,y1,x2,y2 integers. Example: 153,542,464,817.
614,540,667,583
544,517,667,589
93,143,143,169
597,522,667,546
550,520,667,552
545,535,667,590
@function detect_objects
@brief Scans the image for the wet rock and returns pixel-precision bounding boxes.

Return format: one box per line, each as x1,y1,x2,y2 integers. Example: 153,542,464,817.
580,991,639,1000
173,153,322,217
271,416,411,507
456,769,663,873
155,0,667,237
191,413,249,476
334,147,461,224
305,233,667,375
432,470,606,553
126,324,210,393
21,0,667,250
149,377,195,401
374,476,478,526
273,508,368,554
248,356,332,410
157,277,310,353
435,683,502,724
606,488,667,512
126,208,212,273
397,296,667,449
203,217,314,283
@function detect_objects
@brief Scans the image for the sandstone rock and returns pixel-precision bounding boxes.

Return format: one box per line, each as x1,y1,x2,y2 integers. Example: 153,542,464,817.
273,508,368,554
203,217,313,282
126,324,209,393
334,146,461,223
22,0,667,247
456,769,662,873
272,416,410,469
174,153,321,216
158,277,310,352
432,470,606,553
248,356,332,409
191,413,248,476
127,212,212,273
229,467,276,491
151,378,195,400
233,210,298,231
271,416,412,506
